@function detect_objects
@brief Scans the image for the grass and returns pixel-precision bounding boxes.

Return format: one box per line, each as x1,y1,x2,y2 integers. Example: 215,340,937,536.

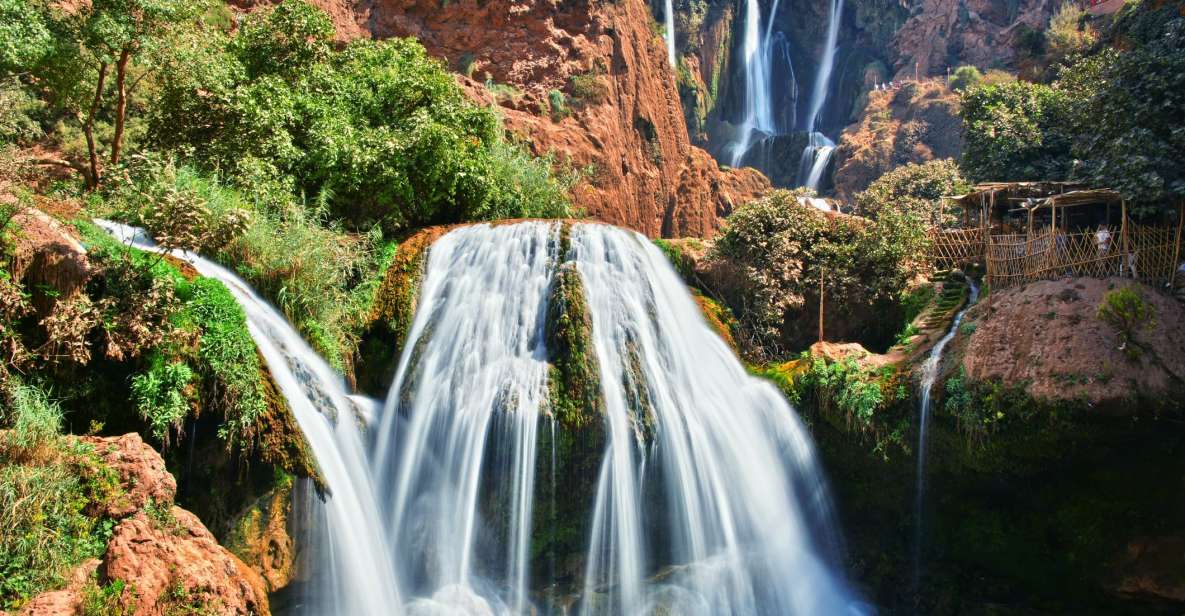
0,380,115,609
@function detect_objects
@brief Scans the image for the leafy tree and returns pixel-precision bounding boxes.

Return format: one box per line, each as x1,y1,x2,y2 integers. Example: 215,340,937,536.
150,0,573,232
958,80,1074,183
1046,1,1096,68
947,65,982,93
855,159,969,226
20,0,198,187
0,0,53,75
714,190,931,357
1062,4,1185,213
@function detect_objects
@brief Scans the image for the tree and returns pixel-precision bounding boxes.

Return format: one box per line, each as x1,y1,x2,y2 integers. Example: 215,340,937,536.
0,0,53,76
947,65,982,93
855,159,969,226
24,0,197,187
1062,4,1185,214
958,80,1074,183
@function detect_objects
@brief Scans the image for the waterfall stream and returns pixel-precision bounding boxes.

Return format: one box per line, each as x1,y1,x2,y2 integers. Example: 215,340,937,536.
95,220,401,615
664,0,676,67
911,279,979,592
99,219,862,615
798,0,844,190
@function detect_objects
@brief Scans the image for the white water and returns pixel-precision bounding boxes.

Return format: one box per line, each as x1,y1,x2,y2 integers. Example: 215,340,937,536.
664,0,676,67
374,222,557,615
572,224,858,615
797,0,844,190
730,0,781,166
100,219,861,615
95,220,401,615
911,278,979,591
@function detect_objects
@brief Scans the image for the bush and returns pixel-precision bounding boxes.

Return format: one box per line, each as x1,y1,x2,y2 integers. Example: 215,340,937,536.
1096,286,1155,358
0,381,111,609
714,189,931,357
129,356,194,444
569,73,609,106
855,159,969,225
947,65,982,92
958,80,1074,182
150,0,575,233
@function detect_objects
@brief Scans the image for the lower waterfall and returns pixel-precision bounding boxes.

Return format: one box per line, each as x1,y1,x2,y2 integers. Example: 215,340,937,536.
100,219,862,615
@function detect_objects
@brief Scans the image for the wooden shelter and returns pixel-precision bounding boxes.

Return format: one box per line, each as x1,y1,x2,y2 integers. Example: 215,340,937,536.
932,183,1185,293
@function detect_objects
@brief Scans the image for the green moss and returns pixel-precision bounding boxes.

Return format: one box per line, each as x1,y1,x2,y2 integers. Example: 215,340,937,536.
545,261,602,431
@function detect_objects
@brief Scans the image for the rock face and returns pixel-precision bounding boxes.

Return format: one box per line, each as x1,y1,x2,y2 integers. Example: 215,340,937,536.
16,434,270,616
959,277,1185,409
891,0,1058,80
831,80,962,202
103,508,269,616
298,0,767,237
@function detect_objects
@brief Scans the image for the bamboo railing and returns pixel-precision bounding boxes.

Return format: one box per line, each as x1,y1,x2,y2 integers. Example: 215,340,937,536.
928,224,1185,292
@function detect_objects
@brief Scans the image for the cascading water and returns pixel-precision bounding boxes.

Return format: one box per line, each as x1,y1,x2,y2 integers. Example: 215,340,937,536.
730,0,785,166
664,0,676,67
571,224,857,615
94,220,401,615
100,219,862,615
799,0,844,190
373,223,557,614
911,279,980,592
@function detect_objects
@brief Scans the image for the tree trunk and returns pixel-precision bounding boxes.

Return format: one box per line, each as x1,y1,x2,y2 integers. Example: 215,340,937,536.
83,62,109,190
110,48,131,167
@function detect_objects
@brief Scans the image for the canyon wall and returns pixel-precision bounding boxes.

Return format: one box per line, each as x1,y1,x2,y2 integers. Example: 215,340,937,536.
283,0,768,238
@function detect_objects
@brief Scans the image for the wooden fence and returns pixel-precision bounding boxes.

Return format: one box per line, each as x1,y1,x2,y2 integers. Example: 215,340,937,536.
929,225,1185,291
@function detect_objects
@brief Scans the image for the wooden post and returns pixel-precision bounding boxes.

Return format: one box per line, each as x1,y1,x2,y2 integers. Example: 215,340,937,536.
1171,201,1184,289
1120,200,1130,278
818,268,825,344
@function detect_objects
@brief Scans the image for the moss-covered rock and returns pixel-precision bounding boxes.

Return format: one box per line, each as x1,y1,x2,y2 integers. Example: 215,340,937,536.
223,471,295,592
354,226,451,398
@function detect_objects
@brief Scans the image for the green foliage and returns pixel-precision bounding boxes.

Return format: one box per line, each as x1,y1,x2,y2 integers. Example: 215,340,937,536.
943,369,1042,447
548,89,569,120
1046,1,1095,67
1061,4,1185,211
129,355,194,443
0,0,53,75
1096,286,1155,359
569,72,608,106
761,354,910,459
81,577,132,616
855,159,969,226
0,79,46,144
0,381,112,609
715,189,931,357
177,277,267,443
958,80,1074,182
150,1,574,233
947,65,982,92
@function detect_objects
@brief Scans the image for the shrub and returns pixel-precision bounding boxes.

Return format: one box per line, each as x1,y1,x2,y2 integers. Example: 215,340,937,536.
129,356,194,444
1096,286,1155,358
958,80,1074,182
548,89,569,120
0,381,111,609
714,189,931,357
855,159,969,225
569,73,609,106
1047,1,1096,66
947,65,982,92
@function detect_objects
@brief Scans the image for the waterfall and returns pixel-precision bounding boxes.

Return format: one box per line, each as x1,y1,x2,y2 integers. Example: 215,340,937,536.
572,223,857,615
911,279,980,592
664,0,676,67
374,223,557,614
99,219,861,615
730,0,776,166
94,220,401,615
798,0,844,190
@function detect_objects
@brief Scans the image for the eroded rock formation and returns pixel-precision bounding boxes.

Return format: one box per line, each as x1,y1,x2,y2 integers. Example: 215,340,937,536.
295,0,768,237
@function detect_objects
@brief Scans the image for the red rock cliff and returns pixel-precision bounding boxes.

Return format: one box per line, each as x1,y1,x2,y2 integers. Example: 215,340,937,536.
287,0,768,237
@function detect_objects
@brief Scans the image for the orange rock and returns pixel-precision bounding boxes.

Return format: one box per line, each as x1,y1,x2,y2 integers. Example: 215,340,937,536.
80,433,177,520
102,508,270,616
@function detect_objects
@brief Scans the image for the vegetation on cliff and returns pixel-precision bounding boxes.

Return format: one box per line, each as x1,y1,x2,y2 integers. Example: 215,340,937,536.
958,2,1185,215
712,189,931,358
